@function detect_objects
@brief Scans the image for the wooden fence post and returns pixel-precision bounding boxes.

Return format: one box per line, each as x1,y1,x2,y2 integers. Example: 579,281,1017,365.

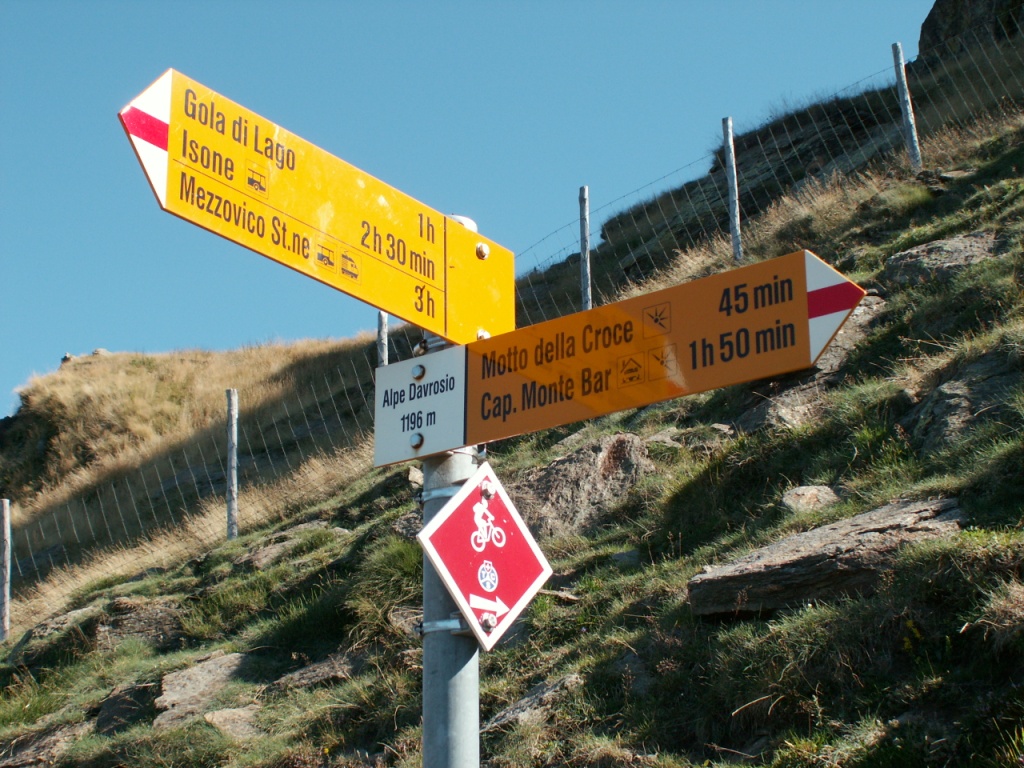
226,390,239,540
892,42,923,172
579,185,592,310
723,116,743,262
377,311,389,366
1,499,10,641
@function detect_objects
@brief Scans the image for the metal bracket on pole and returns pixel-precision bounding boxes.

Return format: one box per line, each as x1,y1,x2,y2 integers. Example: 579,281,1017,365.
416,613,473,637
416,332,449,356
418,485,463,505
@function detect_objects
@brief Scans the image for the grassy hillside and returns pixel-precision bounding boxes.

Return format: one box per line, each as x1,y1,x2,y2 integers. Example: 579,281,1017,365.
1,106,1023,768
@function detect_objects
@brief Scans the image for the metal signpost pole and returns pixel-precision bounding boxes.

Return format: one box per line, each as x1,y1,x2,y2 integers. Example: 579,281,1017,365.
377,311,389,367
420,215,480,768
419,346,480,767
421,440,479,768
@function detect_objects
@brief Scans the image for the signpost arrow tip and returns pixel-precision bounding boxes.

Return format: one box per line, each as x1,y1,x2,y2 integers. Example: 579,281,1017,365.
119,71,173,207
805,251,867,364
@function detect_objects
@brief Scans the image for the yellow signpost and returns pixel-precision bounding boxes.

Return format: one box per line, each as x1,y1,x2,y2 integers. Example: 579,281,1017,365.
120,69,514,344
465,250,864,444
375,250,866,465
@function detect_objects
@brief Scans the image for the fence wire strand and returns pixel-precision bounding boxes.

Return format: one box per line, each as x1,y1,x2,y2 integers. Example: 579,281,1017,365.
4,14,1023,627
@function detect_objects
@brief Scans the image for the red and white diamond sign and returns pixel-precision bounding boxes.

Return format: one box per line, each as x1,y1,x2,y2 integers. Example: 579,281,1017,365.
418,462,552,651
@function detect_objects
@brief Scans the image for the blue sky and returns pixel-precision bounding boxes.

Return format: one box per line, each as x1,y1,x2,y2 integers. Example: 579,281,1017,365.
1,0,935,417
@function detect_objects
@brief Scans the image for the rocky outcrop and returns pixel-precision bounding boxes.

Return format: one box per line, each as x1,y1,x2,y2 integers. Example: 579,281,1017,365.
204,705,263,742
781,485,841,513
153,652,256,731
481,673,583,733
510,433,655,538
6,605,100,668
688,498,964,616
8,595,184,669
95,596,183,652
901,348,1021,456
232,520,349,571
919,0,1024,58
271,651,361,692
0,721,92,767
881,231,1002,287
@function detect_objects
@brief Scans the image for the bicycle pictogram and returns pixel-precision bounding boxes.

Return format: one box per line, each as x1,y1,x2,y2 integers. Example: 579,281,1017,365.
470,482,506,553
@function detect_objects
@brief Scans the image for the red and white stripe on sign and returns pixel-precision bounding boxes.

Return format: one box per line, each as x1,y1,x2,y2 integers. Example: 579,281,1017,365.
121,107,168,151
118,70,173,205
805,250,867,363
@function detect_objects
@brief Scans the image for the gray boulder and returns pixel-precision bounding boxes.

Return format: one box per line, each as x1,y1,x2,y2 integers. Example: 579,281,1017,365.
881,232,1001,287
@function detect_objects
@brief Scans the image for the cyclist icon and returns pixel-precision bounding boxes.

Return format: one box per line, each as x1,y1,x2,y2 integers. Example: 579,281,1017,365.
470,484,506,553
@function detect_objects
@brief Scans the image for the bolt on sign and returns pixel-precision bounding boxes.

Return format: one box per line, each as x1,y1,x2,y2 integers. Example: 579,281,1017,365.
418,462,552,651
119,69,514,345
375,249,866,465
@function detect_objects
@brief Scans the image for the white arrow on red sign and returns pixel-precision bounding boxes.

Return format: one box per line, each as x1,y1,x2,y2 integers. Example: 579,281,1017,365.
417,462,551,651
469,594,509,617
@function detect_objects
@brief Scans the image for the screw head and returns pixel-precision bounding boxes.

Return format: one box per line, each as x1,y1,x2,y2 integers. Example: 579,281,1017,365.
476,243,490,260
410,433,424,449
411,364,426,380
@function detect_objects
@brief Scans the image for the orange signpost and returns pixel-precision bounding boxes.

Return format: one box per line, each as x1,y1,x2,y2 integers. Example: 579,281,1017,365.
119,69,514,345
375,250,866,465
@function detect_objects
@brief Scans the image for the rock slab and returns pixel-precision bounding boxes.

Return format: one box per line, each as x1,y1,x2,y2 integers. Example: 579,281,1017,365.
96,682,159,736
481,673,583,733
153,652,253,731
688,498,963,616
204,705,262,741
512,433,655,538
882,232,1001,287
0,721,92,767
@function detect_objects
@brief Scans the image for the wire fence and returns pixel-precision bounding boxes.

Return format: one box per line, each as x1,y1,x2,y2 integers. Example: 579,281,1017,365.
4,12,1023,632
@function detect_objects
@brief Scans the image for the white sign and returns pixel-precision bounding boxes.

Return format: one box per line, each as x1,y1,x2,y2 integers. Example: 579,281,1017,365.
373,346,468,466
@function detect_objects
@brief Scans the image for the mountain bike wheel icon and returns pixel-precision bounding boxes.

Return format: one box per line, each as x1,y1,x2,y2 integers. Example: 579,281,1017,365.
470,523,506,553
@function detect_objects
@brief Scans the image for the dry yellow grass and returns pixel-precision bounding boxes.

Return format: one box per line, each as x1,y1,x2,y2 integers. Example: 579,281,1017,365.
7,333,380,567
619,107,1023,305
975,579,1024,652
9,439,374,636
7,92,1020,637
